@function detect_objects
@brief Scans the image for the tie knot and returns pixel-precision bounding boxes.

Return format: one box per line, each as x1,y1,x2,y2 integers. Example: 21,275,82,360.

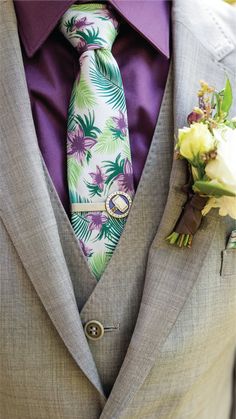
60,3,119,54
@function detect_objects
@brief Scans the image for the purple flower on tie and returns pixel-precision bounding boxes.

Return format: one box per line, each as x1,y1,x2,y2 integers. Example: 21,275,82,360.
67,126,97,164
116,159,134,194
79,239,93,258
112,111,128,138
72,17,93,32
86,212,108,231
89,166,107,191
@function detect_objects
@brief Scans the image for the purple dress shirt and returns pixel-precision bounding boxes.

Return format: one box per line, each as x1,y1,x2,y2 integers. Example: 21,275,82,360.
14,1,170,215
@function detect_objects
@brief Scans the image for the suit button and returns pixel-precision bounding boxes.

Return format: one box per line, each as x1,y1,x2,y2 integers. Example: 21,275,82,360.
84,320,104,341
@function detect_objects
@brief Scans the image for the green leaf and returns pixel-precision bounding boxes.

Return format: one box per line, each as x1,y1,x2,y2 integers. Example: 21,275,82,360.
69,191,90,204
89,252,111,280
85,181,102,198
103,153,125,186
193,180,236,197
90,52,126,111
94,118,125,154
68,157,82,191
63,17,76,33
104,219,125,256
74,111,101,138
225,120,236,129
221,78,233,116
67,87,77,131
71,213,92,242
96,216,125,243
73,27,105,46
75,77,96,110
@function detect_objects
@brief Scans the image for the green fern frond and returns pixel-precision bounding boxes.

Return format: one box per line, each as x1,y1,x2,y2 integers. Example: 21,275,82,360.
68,157,82,191
105,240,118,256
105,217,126,257
103,153,125,186
73,27,105,46
85,181,102,198
71,212,92,242
74,111,101,138
69,191,91,204
67,86,77,131
95,216,125,242
63,17,76,33
94,118,123,154
122,142,132,160
89,252,111,280
90,53,126,111
75,77,96,109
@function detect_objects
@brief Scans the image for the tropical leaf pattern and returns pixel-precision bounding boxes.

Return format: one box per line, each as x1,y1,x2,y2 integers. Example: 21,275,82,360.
94,118,126,154
90,53,126,111
89,252,111,280
68,157,82,191
74,77,96,109
61,4,134,280
73,27,106,47
71,212,92,242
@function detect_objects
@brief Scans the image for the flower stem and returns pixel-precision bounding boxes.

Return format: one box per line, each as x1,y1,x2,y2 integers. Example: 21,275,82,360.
166,233,193,248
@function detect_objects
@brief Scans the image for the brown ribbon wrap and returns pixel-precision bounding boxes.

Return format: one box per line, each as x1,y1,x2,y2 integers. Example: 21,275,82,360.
175,193,209,236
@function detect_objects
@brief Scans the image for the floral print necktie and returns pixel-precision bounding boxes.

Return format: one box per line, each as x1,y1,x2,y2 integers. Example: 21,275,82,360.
60,4,134,280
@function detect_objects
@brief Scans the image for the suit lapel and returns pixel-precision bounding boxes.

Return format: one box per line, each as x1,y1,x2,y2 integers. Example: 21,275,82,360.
0,0,104,398
100,0,236,417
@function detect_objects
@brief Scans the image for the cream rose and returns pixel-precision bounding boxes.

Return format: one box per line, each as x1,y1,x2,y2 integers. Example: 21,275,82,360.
205,127,236,191
202,196,236,219
202,127,236,219
177,123,215,162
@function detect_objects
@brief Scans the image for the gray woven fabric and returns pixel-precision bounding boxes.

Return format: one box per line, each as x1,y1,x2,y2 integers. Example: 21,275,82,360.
1,0,236,418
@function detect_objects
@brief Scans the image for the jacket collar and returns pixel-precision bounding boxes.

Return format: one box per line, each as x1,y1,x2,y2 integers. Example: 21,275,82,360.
14,0,170,58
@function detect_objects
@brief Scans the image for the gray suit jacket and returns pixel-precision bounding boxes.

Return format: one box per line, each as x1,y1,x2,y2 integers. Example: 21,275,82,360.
1,0,236,418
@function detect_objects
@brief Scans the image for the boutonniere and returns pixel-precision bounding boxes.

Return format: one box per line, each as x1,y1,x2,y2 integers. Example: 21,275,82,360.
167,79,236,248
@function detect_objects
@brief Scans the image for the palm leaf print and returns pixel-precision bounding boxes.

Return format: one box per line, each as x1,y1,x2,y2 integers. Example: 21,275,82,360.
96,216,125,245
89,252,111,280
71,212,92,242
74,111,101,138
122,142,132,161
69,190,79,204
85,181,103,198
106,26,118,46
68,86,77,131
74,27,105,46
75,77,96,109
64,17,76,33
69,191,91,205
68,157,82,191
103,153,125,187
90,52,126,111
94,118,125,154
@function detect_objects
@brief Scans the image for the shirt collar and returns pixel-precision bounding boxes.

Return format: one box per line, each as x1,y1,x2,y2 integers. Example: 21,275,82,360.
14,0,170,58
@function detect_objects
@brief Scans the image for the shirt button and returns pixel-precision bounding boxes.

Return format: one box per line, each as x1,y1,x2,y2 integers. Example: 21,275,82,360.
84,320,104,341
